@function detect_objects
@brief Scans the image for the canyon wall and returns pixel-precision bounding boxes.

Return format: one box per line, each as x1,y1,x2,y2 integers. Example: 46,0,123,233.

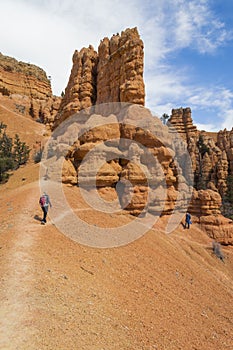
169,108,233,244
0,52,60,127
169,108,233,197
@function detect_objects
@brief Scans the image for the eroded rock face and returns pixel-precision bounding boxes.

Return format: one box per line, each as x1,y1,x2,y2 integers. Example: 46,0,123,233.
187,189,233,245
47,104,193,220
190,189,222,216
54,28,145,127
217,128,233,175
0,52,60,123
47,101,233,243
97,28,144,105
169,108,233,198
169,108,233,244
0,53,51,97
55,46,98,126
169,108,198,141
200,215,233,245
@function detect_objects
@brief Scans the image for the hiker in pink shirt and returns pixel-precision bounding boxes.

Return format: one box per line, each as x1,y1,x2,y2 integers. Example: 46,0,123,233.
39,192,52,224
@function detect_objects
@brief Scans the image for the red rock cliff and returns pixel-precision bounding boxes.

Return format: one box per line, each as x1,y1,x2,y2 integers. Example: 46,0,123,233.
54,27,145,127
0,52,60,127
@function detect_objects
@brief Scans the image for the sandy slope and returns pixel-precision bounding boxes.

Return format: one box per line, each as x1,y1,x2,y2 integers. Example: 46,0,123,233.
0,95,45,148
0,96,233,350
0,163,233,350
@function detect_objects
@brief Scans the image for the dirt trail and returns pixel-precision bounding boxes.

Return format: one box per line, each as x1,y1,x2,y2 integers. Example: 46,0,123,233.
0,182,41,349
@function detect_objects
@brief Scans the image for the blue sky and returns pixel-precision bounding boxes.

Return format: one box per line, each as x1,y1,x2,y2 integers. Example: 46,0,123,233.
0,0,233,131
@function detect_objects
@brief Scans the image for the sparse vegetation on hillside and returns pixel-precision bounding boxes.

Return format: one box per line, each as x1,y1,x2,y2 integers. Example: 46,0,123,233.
197,134,210,158
195,134,210,190
0,122,30,183
0,52,49,82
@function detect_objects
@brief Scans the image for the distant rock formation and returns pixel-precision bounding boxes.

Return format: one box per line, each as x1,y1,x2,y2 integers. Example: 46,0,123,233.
0,52,60,128
169,107,233,198
169,107,198,140
54,28,145,127
169,108,233,244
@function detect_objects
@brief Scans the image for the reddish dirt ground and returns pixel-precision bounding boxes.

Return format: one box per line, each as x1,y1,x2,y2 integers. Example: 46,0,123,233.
0,97,233,350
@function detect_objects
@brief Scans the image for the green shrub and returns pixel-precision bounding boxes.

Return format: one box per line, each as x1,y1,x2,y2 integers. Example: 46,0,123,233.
0,122,30,183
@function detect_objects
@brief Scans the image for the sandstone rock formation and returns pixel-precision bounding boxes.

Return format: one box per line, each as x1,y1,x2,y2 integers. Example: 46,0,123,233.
189,189,222,217
200,215,233,245
52,97,232,243
97,28,144,105
169,108,233,197
190,186,233,245
45,104,193,225
169,108,233,244
54,28,145,128
55,46,98,125
169,107,198,141
0,52,61,126
0,52,51,98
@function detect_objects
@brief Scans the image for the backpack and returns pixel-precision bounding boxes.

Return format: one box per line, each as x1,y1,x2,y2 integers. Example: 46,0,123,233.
39,195,47,207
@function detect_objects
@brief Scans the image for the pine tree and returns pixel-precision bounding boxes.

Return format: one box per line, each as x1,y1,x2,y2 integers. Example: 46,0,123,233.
197,135,209,158
0,131,13,158
0,157,13,182
161,113,169,125
13,134,30,168
0,124,30,183
0,124,14,182
0,122,7,132
195,135,210,190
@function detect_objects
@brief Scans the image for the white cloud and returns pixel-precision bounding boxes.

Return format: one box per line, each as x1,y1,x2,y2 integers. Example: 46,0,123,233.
0,0,233,131
171,0,231,53
0,0,143,95
188,88,233,109
141,0,233,131
146,79,233,131
186,88,233,131
221,110,233,130
195,122,218,132
145,69,188,116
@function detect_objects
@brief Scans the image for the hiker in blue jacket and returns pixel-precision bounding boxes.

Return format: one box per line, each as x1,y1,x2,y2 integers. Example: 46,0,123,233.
184,212,192,229
39,192,52,224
